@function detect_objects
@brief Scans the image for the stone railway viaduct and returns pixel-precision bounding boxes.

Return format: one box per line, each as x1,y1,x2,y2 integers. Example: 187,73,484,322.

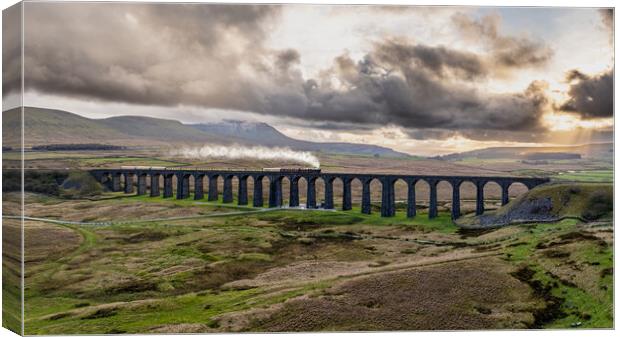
90,168,549,220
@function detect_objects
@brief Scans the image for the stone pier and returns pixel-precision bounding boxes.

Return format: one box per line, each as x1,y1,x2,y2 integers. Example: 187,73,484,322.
406,180,416,218
342,178,352,211
253,176,264,207
176,173,190,199
150,173,160,197
380,178,395,217
451,180,461,220
223,175,233,203
163,174,173,198
306,177,317,208
324,177,334,209
238,176,248,205
123,173,133,194
208,175,218,201
428,180,438,219
476,181,485,215
361,179,371,214
268,176,283,208
194,174,204,200
137,173,147,195
112,173,122,192
289,177,300,207
501,182,510,206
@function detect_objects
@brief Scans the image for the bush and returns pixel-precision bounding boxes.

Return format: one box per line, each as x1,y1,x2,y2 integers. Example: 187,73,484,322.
59,171,103,198
32,143,125,151
3,170,69,195
582,190,613,220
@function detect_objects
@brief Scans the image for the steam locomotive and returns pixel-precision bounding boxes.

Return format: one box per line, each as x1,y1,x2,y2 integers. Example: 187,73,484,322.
120,166,167,170
263,167,321,173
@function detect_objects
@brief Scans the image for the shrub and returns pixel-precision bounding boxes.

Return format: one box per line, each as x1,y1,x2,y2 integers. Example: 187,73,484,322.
3,170,70,195
32,143,125,151
582,190,613,220
59,171,103,198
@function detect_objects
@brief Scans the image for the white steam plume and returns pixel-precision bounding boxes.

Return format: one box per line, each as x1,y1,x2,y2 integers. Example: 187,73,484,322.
170,145,320,168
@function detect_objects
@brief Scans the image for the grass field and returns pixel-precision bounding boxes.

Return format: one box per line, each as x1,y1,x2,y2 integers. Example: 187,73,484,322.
78,157,189,167
6,150,614,333
7,185,612,333
554,170,613,183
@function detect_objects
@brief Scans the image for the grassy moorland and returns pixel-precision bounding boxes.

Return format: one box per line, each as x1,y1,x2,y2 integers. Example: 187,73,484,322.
3,179,612,333
554,170,613,183
2,217,22,334
2,150,612,333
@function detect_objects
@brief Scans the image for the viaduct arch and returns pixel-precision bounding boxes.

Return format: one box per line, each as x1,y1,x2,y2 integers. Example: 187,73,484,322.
92,168,549,219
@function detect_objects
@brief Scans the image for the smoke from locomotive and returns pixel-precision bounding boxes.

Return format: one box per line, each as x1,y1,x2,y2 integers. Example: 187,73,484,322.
170,145,320,168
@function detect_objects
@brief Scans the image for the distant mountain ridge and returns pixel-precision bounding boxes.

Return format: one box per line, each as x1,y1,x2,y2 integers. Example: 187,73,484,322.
2,107,409,157
434,143,613,160
190,120,409,157
2,107,228,147
190,120,291,145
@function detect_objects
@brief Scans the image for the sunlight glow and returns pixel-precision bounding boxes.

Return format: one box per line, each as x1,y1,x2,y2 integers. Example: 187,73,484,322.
278,126,550,157
542,112,613,132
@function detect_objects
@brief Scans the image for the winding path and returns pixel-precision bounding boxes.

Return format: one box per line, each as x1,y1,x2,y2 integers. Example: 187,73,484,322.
2,208,282,226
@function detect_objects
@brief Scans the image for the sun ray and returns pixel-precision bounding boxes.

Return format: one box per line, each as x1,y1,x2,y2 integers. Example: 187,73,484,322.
542,112,613,132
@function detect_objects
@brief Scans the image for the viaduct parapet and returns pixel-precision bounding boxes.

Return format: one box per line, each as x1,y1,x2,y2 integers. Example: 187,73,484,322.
90,168,549,220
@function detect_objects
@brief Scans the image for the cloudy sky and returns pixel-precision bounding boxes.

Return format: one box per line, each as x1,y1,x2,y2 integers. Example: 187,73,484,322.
3,3,615,155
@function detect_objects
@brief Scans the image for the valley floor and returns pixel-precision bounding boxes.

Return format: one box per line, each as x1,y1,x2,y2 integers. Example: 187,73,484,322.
2,192,613,333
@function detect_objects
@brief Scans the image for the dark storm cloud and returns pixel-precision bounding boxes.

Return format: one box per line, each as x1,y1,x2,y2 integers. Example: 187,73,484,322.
452,12,553,71
2,3,22,97
258,48,548,132
559,69,613,119
17,3,281,111
406,128,543,143
285,119,377,132
271,49,304,85
275,49,301,71
18,3,554,140
565,69,589,82
373,39,487,80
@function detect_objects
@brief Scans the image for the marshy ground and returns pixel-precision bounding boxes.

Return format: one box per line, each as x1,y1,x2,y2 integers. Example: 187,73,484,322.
2,185,613,334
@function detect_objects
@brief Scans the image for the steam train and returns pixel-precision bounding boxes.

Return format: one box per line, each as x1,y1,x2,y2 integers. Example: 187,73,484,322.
262,167,321,173
118,166,321,173
120,166,167,170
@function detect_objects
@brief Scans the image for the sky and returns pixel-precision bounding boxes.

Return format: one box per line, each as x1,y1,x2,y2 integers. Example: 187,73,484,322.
2,3,615,156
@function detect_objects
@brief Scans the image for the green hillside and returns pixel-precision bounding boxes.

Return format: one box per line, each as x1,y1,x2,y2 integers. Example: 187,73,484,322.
502,183,611,219
2,107,409,157
3,107,127,147
100,115,219,142
3,107,225,147
459,183,613,228
436,143,613,161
